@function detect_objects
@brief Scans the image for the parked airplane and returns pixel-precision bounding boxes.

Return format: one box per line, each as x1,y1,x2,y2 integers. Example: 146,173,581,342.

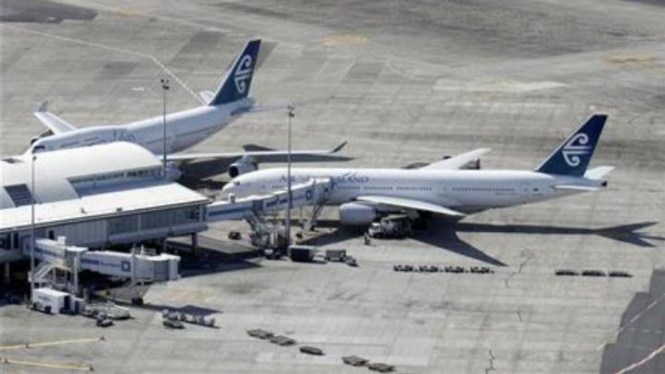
26,39,350,178
222,115,613,225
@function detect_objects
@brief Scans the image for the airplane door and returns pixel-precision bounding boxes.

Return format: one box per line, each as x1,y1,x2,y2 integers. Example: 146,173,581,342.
519,183,532,199
438,183,448,198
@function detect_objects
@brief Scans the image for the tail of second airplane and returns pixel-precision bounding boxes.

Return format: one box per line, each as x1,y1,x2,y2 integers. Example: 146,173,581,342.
535,114,608,176
208,39,261,106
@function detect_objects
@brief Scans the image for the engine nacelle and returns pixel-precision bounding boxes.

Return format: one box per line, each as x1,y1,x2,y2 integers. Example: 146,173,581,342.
228,157,257,178
30,129,54,145
166,162,182,181
339,203,377,226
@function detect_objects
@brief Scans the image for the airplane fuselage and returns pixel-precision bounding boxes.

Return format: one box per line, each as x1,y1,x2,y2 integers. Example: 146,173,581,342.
227,167,606,213
29,98,253,155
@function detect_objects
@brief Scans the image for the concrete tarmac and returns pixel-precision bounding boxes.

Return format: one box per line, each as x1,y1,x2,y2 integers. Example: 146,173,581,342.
1,0,664,373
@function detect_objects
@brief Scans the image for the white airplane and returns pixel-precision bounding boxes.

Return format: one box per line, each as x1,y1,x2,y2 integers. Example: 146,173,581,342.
26,39,350,178
222,115,613,226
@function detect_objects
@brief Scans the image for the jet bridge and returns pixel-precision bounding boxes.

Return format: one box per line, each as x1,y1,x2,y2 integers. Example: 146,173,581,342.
28,237,179,294
206,178,332,221
206,178,332,247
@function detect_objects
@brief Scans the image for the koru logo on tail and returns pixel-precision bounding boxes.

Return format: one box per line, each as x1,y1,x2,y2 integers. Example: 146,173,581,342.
562,133,592,167
234,55,253,93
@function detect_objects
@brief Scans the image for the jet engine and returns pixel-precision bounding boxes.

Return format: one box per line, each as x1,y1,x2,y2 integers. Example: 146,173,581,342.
228,157,257,178
30,129,53,145
165,162,182,181
339,202,377,226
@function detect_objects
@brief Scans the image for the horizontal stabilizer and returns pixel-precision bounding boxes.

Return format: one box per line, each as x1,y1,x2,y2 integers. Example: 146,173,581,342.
421,148,491,170
33,101,77,134
199,91,215,103
554,185,601,192
356,195,465,218
585,166,614,180
244,96,336,114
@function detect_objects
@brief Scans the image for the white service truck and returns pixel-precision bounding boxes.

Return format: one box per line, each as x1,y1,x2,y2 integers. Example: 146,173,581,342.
367,215,415,239
32,288,70,314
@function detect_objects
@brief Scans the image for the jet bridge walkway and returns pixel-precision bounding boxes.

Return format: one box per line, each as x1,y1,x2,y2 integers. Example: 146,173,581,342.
27,237,180,293
206,178,332,247
206,178,332,221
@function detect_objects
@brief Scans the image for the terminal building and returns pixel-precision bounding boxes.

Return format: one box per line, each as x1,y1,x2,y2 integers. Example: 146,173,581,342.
0,142,209,267
0,141,331,291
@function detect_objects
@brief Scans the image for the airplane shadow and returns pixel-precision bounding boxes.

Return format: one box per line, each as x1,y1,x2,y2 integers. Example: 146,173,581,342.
454,221,664,248
300,218,507,266
299,219,663,267
414,220,509,266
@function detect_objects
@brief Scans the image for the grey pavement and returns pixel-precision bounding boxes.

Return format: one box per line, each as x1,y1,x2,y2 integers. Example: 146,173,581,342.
1,0,664,373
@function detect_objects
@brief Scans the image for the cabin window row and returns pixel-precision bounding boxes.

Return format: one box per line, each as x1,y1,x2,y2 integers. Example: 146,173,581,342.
451,186,515,192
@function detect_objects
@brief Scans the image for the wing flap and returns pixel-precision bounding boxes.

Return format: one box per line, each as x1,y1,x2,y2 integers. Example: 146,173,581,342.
421,148,491,170
356,195,465,218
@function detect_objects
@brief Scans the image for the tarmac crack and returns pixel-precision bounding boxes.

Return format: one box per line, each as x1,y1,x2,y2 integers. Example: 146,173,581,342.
485,349,496,374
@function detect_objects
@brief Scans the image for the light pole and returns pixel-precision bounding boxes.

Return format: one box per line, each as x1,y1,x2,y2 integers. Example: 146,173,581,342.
30,154,36,300
160,78,170,179
30,148,37,302
29,146,44,300
285,105,295,247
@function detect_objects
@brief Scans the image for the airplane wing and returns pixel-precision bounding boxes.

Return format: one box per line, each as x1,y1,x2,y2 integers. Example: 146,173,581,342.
356,195,466,218
33,101,77,134
420,148,491,170
167,141,351,163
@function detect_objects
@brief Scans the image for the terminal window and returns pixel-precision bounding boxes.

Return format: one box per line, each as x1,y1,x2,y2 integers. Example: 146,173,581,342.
4,184,34,207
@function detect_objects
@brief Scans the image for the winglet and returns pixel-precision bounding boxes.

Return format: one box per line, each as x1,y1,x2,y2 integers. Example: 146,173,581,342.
36,100,48,113
331,141,348,153
242,144,274,152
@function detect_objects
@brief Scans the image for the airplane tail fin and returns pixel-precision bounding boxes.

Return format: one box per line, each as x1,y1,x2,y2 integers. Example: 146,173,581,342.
208,39,261,106
535,114,607,176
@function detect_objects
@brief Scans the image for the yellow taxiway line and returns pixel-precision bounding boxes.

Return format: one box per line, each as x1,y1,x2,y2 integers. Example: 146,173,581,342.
0,337,103,351
1,357,93,371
